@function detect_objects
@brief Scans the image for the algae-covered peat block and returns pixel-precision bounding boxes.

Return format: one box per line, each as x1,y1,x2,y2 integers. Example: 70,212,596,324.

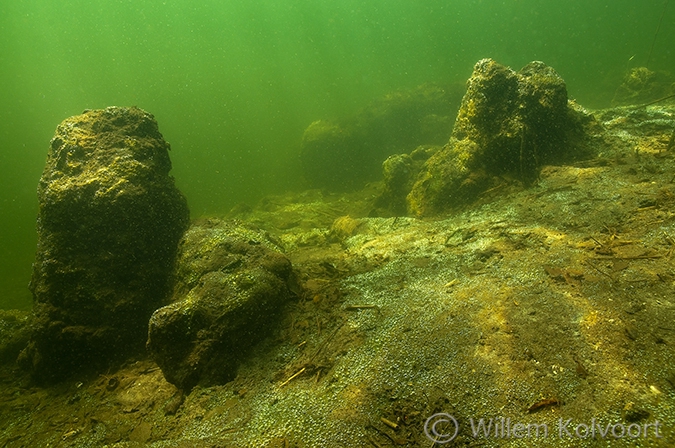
20,106,189,383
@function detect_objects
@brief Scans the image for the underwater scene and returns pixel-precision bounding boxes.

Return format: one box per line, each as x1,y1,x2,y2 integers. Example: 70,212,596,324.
1,1,675,447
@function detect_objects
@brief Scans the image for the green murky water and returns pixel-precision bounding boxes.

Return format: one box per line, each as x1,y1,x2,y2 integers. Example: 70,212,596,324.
0,0,672,309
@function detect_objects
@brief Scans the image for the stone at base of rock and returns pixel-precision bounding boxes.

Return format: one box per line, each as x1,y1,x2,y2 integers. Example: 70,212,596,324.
147,218,296,391
21,106,189,383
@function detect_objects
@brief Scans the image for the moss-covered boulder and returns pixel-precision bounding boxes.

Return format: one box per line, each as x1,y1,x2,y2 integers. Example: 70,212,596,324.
19,106,189,383
147,218,295,391
407,59,598,216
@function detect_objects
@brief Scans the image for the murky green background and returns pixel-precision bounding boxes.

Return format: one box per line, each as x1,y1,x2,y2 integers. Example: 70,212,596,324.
0,0,672,309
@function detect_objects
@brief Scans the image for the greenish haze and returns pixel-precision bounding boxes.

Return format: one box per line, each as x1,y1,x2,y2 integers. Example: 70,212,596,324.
1,0,672,309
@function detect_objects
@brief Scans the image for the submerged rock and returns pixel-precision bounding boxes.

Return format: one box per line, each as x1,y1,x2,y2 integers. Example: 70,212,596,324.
147,218,295,391
406,59,598,216
20,107,189,383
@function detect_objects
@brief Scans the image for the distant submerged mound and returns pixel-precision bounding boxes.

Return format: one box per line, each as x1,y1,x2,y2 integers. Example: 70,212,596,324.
300,82,464,191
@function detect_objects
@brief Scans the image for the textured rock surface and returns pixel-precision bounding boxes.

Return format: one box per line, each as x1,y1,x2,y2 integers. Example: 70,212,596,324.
147,218,295,391
19,106,189,383
407,59,599,216
300,83,462,191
